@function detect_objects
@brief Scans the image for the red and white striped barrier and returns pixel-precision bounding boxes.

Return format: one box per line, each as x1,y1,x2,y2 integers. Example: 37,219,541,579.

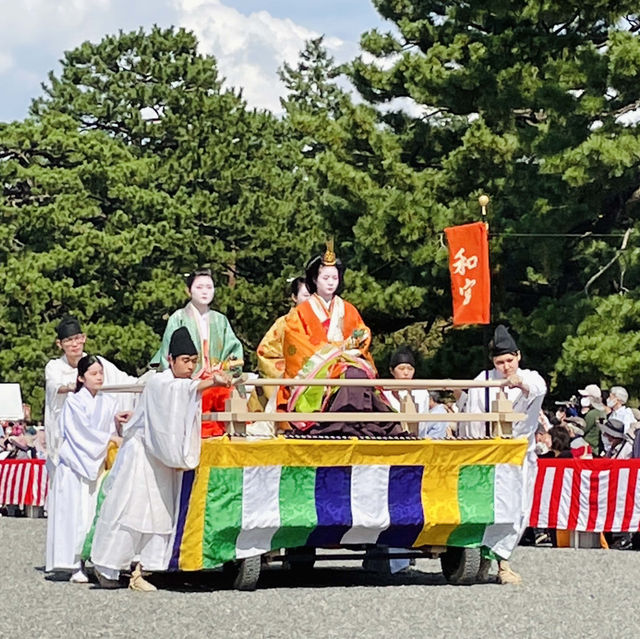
2,456,640,532
530,458,640,532
0,459,48,507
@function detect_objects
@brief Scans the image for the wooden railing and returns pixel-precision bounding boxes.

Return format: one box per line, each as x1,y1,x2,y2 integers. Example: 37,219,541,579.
101,376,525,438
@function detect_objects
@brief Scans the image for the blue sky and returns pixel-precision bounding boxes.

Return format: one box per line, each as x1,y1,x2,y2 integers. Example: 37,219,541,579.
0,0,387,122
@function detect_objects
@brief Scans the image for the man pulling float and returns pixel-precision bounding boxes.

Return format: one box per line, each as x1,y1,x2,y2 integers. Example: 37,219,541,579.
91,327,231,590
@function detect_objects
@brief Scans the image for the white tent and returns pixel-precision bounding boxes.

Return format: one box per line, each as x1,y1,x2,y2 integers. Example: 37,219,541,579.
0,384,24,420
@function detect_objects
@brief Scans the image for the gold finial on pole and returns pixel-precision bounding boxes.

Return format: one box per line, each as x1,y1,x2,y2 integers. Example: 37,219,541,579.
478,194,489,218
478,194,489,230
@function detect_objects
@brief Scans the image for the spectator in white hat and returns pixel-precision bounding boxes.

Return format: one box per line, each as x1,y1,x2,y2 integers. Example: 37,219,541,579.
606,386,634,435
578,384,605,455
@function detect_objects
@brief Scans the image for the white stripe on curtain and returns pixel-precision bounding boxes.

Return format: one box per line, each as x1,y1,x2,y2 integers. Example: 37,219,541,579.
236,465,281,559
493,463,524,524
611,468,629,532
556,467,574,530
594,470,610,531
341,465,390,545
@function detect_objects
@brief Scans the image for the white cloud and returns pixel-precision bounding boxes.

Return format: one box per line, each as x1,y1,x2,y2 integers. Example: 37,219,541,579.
0,0,177,120
173,0,345,112
616,109,640,127
0,52,13,74
0,0,112,52
0,0,356,120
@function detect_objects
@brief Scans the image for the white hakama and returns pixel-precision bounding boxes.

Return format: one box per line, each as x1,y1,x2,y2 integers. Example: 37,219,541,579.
91,370,201,576
45,388,117,572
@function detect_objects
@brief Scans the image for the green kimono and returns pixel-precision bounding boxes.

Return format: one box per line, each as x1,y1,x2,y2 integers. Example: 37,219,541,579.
151,303,243,374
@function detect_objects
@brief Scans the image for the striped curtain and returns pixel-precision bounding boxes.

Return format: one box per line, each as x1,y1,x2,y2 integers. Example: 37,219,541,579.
169,438,528,571
530,458,640,532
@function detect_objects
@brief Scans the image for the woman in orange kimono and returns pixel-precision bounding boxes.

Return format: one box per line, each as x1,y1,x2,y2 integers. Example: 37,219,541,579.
279,241,401,437
256,277,310,393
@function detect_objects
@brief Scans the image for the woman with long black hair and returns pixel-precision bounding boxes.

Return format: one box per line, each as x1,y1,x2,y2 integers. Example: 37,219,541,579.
45,355,128,583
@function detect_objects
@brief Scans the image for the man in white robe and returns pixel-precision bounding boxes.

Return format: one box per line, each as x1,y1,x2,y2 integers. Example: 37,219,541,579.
91,327,232,591
44,317,143,472
461,325,547,585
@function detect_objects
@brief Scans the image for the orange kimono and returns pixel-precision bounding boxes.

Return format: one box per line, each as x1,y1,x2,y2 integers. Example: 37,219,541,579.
277,294,375,412
255,314,288,404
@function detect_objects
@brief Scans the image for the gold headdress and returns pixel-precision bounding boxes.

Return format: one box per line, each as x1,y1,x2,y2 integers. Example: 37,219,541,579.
322,237,337,266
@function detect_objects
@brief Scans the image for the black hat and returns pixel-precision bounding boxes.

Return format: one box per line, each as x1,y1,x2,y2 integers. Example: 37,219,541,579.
490,325,519,357
389,346,416,369
169,327,198,358
57,316,82,340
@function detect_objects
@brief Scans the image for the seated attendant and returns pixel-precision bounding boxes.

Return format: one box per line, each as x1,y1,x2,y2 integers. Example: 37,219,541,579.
257,277,310,388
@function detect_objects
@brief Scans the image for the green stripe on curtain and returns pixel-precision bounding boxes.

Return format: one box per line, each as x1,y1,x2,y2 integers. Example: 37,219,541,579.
202,467,243,568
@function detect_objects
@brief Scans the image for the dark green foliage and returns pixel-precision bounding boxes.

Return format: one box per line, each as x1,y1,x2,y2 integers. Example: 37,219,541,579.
1,27,322,416
3,7,640,416
345,1,640,395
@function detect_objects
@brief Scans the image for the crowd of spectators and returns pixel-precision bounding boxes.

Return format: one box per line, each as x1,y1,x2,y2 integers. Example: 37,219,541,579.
0,420,46,460
0,420,47,517
527,382,640,550
534,383,640,461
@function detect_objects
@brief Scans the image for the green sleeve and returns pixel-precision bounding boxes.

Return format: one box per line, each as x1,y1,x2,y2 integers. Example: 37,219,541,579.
151,311,183,371
582,409,601,453
221,315,243,362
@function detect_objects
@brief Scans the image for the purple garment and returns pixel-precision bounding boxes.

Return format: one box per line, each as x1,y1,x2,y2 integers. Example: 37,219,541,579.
293,367,404,437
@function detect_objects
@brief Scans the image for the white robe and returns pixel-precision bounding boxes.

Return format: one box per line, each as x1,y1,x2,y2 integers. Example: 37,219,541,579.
383,388,429,413
459,367,546,440
383,389,450,439
90,370,201,573
45,387,117,572
461,367,547,559
44,354,141,468
420,403,450,439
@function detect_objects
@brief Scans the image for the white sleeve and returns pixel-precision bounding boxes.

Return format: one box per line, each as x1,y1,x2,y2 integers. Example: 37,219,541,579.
100,356,144,412
522,369,547,401
142,375,202,470
461,373,489,438
58,393,115,480
44,359,71,464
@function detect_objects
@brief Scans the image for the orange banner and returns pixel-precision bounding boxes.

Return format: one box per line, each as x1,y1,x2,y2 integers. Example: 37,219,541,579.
444,221,490,325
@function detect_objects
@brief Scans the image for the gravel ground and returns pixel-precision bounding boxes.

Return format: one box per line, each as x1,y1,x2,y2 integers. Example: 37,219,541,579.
2,517,640,639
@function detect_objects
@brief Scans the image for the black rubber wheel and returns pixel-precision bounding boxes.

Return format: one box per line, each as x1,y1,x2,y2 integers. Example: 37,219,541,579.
230,556,261,591
440,547,482,585
284,547,316,573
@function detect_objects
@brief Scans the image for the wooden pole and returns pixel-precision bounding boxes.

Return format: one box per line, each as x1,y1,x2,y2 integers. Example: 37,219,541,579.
99,378,512,393
202,411,525,423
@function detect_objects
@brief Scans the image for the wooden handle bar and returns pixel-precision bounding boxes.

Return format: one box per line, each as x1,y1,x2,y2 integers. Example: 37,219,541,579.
100,377,509,393
202,411,526,423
